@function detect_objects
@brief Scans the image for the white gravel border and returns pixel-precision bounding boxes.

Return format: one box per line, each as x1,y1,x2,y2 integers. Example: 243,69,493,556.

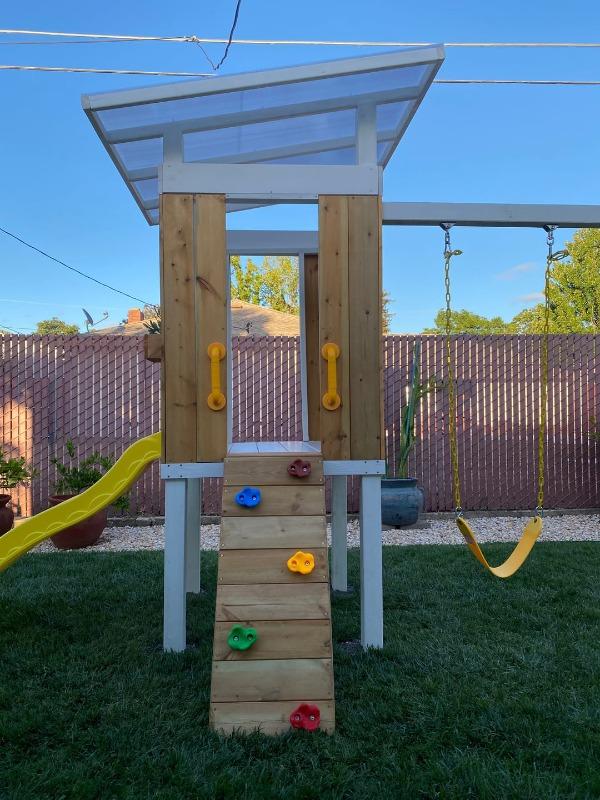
32,514,600,554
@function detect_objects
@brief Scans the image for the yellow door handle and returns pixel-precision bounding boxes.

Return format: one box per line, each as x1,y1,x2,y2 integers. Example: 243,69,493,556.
207,342,226,410
321,342,341,410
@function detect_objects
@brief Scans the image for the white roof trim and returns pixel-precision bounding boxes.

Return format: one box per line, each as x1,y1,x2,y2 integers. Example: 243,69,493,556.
83,45,444,110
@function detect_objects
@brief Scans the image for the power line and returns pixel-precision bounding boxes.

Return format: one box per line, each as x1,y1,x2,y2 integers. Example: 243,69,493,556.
0,226,154,306
0,64,213,76
0,29,191,42
0,322,32,334
0,37,160,46
1,30,600,48
436,79,600,85
1,64,599,84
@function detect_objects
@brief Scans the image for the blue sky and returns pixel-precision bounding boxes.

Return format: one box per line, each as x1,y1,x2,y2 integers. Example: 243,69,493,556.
0,0,599,333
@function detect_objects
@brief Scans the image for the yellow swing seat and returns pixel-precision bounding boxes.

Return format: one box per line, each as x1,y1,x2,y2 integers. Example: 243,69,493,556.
456,516,543,579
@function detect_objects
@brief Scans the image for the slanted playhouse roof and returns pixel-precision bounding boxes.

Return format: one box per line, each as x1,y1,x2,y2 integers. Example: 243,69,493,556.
82,45,444,225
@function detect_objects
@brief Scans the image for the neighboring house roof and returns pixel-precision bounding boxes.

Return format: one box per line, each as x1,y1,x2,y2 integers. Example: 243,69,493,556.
93,301,299,337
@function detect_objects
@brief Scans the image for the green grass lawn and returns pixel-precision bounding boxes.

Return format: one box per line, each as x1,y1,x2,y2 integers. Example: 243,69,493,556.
1,543,600,800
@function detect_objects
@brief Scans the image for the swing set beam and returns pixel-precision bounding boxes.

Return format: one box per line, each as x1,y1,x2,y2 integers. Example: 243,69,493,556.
382,202,600,229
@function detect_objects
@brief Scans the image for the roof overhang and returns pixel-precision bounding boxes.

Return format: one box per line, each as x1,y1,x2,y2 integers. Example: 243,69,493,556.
82,45,445,224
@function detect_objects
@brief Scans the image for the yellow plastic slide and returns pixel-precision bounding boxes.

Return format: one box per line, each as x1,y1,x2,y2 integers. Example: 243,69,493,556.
0,433,161,572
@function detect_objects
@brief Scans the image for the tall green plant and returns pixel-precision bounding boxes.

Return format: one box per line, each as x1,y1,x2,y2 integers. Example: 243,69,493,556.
396,342,443,478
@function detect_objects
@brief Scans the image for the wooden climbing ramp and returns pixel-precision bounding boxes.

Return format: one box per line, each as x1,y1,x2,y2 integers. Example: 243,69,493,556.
210,446,335,735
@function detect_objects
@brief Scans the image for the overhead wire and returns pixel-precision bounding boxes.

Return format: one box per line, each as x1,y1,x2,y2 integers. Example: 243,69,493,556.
1,30,600,47
0,64,598,84
0,227,154,306
0,322,33,334
0,64,214,76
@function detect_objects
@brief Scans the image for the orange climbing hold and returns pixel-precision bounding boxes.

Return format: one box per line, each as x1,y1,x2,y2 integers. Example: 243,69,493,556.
287,550,315,575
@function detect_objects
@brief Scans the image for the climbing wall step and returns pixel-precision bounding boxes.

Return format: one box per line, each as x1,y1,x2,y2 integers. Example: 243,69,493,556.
215,583,331,622
213,619,332,661
210,450,335,735
218,548,327,584
222,485,325,516
210,701,335,736
223,456,324,486
211,658,333,703
220,515,326,550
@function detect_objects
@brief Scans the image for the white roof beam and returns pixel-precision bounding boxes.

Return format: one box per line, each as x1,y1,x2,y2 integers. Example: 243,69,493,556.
160,162,381,201
383,202,600,228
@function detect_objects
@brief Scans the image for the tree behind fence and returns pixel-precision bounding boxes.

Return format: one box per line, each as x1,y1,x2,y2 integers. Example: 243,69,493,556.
1,334,598,515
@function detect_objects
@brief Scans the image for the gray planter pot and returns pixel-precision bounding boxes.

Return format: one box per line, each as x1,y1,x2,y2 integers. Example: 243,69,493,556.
381,478,425,528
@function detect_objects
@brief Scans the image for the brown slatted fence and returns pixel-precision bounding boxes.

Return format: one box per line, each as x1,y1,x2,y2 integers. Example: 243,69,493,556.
1,334,598,516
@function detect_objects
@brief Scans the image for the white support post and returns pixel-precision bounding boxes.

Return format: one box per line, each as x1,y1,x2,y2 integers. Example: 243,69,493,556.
163,478,187,652
359,475,383,649
330,475,348,592
356,104,378,165
185,478,202,594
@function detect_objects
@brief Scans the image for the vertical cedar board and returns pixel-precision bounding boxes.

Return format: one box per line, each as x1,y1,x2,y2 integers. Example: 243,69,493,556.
304,254,321,442
318,196,351,459
160,194,197,462
348,196,384,459
159,196,166,460
194,194,228,461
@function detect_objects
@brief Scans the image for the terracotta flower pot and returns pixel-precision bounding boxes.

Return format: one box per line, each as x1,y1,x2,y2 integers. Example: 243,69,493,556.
0,494,14,536
48,494,108,550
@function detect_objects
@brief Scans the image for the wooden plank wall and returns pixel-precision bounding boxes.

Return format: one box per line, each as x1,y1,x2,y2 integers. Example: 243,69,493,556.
318,195,383,460
1,334,599,514
211,451,334,735
160,193,227,463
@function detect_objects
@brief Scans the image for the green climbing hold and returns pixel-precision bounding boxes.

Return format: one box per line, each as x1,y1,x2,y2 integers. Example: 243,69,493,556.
227,624,258,651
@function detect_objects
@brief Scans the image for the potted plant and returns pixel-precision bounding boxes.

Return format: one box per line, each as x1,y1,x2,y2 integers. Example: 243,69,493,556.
0,450,36,535
49,440,129,550
382,342,443,527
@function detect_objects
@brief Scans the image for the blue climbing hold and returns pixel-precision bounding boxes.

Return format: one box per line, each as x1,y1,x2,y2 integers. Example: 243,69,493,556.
235,487,261,508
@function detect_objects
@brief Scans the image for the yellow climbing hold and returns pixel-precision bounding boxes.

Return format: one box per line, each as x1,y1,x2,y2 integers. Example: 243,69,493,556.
287,550,315,575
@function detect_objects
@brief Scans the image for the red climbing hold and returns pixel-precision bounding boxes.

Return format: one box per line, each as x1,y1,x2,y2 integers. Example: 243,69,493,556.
289,703,320,731
287,459,312,478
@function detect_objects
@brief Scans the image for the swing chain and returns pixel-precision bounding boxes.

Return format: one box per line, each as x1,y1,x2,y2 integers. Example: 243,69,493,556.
536,226,557,514
441,225,463,516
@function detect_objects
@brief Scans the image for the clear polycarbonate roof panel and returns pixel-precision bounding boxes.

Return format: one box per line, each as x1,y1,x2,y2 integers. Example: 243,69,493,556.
82,45,444,224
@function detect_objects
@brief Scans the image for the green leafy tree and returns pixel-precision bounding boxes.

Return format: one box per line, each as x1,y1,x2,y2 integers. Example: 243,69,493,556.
230,256,299,314
382,291,394,334
424,309,509,335
36,317,79,335
509,229,600,334
230,255,262,306
261,257,299,314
